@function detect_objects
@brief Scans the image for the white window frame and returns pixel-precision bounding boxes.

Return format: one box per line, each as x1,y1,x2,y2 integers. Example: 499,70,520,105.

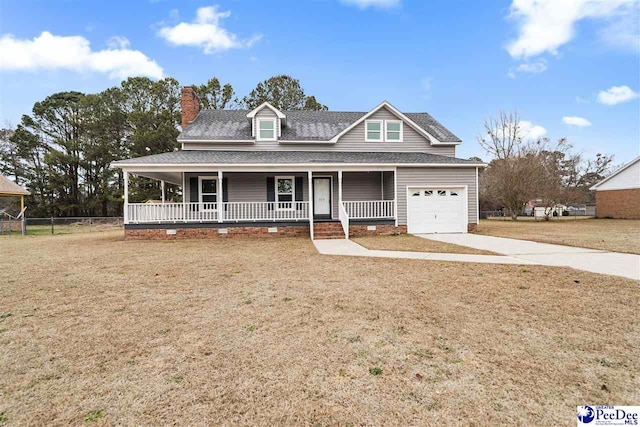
275,175,295,211
385,120,403,142
257,118,277,141
198,176,218,211
365,119,384,142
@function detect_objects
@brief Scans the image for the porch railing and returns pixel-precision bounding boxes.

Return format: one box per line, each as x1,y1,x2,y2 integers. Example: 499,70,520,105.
343,200,395,219
126,201,309,223
223,202,309,222
127,202,218,223
127,200,393,224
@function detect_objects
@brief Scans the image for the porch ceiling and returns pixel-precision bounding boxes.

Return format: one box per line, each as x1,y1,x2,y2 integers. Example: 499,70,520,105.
132,171,182,185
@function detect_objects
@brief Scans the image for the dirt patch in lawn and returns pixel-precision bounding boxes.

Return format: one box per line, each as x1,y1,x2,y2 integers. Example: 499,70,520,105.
353,234,498,255
0,232,638,426
478,218,640,254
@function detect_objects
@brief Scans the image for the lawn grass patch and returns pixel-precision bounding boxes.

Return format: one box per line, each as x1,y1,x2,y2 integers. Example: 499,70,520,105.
353,234,498,255
478,218,640,254
0,231,637,425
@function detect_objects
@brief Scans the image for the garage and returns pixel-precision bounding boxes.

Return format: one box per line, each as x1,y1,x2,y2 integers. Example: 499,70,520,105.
407,187,467,233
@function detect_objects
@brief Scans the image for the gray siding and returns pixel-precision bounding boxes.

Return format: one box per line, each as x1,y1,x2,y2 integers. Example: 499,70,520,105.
184,172,309,203
382,171,394,200
182,107,456,157
342,172,383,201
396,167,478,225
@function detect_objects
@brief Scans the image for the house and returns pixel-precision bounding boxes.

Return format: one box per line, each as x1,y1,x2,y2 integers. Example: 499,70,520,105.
112,87,485,239
0,175,30,235
590,156,640,219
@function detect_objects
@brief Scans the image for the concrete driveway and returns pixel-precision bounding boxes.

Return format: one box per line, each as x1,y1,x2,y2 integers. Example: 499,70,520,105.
415,233,640,281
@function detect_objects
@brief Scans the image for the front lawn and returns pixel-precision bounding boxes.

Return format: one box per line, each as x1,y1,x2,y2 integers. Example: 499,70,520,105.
478,218,640,254
0,232,637,425
353,234,497,255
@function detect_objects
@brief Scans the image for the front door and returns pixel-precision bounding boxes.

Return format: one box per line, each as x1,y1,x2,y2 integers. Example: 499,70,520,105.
313,177,331,218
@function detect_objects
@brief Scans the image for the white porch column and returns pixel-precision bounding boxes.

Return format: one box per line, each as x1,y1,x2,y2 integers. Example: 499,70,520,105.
182,172,186,222
338,170,343,208
217,170,223,223
394,167,398,227
161,180,165,204
308,171,314,240
123,170,129,224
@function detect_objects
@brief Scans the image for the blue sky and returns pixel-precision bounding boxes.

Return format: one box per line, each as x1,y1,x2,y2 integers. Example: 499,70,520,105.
0,0,639,163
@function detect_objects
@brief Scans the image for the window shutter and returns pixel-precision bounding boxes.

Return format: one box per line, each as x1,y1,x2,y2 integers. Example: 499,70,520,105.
222,177,228,212
222,178,228,202
189,177,199,212
295,176,303,202
267,177,275,210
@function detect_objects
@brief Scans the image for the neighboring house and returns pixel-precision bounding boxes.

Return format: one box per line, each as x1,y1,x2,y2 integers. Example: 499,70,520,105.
590,156,640,219
112,87,485,239
523,199,565,217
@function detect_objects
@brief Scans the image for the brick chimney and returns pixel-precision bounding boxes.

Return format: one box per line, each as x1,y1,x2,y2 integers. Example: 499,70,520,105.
181,86,200,130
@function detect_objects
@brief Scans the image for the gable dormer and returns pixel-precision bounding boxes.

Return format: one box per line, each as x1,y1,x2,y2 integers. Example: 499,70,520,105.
246,102,287,141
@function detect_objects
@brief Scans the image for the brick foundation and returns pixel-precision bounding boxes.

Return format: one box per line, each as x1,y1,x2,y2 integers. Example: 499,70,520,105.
348,224,407,237
467,223,478,232
596,188,640,219
125,225,310,240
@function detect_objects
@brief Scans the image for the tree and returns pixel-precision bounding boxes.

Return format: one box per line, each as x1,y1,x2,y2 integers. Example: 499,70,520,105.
196,77,237,109
478,111,614,220
118,77,182,203
477,111,546,219
242,75,327,110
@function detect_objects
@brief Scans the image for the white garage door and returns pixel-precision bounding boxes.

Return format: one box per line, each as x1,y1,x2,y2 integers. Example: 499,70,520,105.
407,188,466,233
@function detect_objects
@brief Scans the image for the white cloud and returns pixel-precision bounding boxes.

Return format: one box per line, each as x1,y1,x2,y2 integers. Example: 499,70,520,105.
506,0,638,59
597,85,640,105
575,96,589,104
340,0,400,9
0,31,163,79
158,6,261,54
107,36,130,49
516,60,547,74
520,120,547,140
562,116,592,127
508,59,547,78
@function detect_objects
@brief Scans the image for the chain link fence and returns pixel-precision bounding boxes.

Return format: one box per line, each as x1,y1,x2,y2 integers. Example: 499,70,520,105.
0,217,124,236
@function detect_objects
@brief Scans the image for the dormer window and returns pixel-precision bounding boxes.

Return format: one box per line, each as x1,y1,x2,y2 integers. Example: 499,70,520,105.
385,120,403,141
366,119,403,142
257,118,276,141
365,120,383,142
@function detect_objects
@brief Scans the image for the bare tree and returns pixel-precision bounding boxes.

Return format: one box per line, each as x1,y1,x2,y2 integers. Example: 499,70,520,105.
477,111,545,219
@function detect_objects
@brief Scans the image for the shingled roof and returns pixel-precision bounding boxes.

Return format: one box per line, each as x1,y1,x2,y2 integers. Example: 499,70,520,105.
178,109,462,143
0,176,30,196
113,150,483,166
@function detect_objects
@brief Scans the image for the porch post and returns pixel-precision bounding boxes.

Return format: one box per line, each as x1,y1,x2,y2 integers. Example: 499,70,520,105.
123,170,129,224
217,170,223,223
308,171,314,240
338,170,343,209
161,180,165,204
393,167,398,227
182,172,186,222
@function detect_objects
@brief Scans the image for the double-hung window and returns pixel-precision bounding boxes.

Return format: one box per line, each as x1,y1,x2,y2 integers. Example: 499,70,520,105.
199,177,217,211
366,119,403,142
257,118,276,141
365,120,383,142
385,120,403,141
275,176,294,210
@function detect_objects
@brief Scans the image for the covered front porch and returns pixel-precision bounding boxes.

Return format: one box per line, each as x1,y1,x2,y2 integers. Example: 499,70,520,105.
123,169,398,239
